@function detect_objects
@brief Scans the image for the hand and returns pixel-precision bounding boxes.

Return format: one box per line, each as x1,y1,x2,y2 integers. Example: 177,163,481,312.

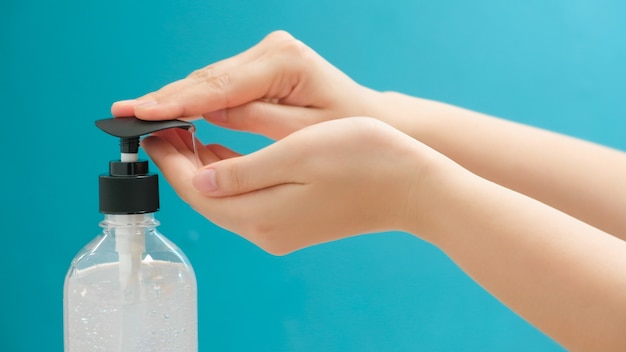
142,117,435,254
112,31,386,140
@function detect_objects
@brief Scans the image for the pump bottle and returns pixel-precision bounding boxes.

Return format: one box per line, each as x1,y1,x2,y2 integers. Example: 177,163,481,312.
64,117,198,352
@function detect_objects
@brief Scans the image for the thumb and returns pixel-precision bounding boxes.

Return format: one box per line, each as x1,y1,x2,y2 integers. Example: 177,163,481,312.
192,140,302,197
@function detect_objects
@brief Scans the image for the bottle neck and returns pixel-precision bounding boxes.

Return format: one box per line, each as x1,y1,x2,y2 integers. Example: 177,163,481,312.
100,213,160,229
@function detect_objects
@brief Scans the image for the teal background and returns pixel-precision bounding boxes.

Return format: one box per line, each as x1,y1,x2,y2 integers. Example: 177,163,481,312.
2,0,625,351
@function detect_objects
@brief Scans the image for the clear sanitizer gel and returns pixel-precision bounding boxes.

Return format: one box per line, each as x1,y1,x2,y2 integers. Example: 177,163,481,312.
64,117,198,352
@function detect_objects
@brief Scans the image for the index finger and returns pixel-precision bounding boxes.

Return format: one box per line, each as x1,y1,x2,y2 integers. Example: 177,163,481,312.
111,46,260,118
112,31,301,120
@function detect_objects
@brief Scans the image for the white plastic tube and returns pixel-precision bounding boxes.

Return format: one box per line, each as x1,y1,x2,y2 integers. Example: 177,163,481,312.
112,214,145,294
112,214,146,351
121,153,139,163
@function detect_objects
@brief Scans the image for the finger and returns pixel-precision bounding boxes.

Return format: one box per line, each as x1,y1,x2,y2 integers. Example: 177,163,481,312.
192,138,304,196
150,128,223,168
150,129,194,159
110,78,196,116
205,144,242,160
195,143,223,166
110,100,138,117
142,136,283,229
111,33,268,119
141,135,201,203
132,32,309,120
204,101,329,140
133,58,293,120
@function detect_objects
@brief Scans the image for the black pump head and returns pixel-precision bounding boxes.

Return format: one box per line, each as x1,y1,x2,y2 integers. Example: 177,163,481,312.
95,117,194,214
96,117,193,154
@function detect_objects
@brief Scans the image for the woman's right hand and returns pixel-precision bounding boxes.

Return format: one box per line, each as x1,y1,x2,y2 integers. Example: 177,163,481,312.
111,30,387,140
141,116,444,255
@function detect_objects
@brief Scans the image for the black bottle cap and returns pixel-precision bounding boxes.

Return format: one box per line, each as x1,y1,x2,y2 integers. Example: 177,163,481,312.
99,174,159,214
95,117,194,214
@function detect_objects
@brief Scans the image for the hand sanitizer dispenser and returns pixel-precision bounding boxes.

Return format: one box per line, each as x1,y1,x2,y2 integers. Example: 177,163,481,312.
64,117,198,352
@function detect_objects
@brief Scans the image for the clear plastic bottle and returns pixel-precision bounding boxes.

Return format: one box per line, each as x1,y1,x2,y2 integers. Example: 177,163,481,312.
64,117,198,352
64,213,197,352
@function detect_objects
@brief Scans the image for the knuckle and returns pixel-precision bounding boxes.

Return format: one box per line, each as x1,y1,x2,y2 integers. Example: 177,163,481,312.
189,68,233,107
238,102,265,130
352,117,388,139
189,66,232,86
276,37,309,60
225,161,246,193
211,72,232,90
208,73,233,107
189,66,231,88
138,92,159,102
263,30,295,44
263,31,311,62
188,66,215,80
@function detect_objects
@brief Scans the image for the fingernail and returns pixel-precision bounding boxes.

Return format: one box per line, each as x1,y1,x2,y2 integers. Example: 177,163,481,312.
193,168,218,193
205,109,227,123
114,99,137,105
135,99,159,108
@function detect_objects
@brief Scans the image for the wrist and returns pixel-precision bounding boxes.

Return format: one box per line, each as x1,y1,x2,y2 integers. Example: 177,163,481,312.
373,91,439,141
396,145,479,246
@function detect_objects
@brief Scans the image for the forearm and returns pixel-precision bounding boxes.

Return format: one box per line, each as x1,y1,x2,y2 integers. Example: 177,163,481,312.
376,91,626,239
405,159,626,351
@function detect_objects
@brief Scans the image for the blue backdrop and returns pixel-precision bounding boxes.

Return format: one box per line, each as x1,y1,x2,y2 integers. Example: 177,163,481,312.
2,0,625,351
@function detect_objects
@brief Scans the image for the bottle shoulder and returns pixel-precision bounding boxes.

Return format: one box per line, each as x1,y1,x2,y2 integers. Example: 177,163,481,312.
66,228,195,273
